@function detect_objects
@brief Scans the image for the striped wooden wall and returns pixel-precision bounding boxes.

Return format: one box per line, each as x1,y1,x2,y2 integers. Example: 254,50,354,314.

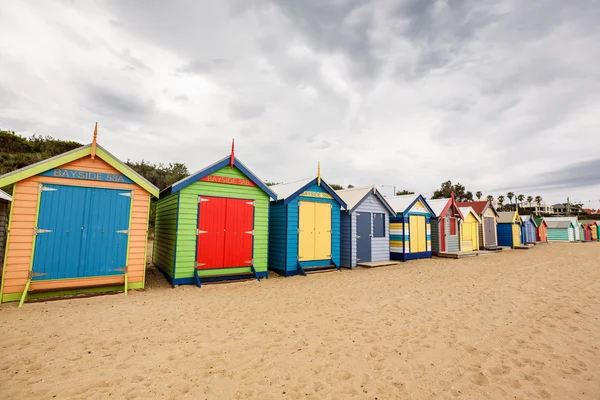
1,156,150,298
0,199,8,264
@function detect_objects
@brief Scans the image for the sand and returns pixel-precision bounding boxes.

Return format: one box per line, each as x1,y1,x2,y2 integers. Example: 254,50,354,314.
0,242,599,399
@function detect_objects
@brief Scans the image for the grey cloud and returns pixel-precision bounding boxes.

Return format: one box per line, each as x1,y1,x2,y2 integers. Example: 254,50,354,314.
83,85,155,118
529,158,600,190
229,101,266,120
178,58,230,75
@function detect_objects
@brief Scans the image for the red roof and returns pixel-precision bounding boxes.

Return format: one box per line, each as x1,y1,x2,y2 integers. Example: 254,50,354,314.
456,200,489,215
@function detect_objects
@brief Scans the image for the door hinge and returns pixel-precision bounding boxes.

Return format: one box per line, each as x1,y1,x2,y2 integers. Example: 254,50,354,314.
246,201,255,206
38,184,57,193
116,229,130,234
196,262,206,267
197,229,208,235
33,227,53,235
113,266,128,272
244,259,253,264
245,230,254,235
119,192,133,198
199,197,209,203
28,271,47,279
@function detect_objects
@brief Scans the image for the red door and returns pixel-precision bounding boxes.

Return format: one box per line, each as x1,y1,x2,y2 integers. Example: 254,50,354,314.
196,196,254,270
223,198,254,267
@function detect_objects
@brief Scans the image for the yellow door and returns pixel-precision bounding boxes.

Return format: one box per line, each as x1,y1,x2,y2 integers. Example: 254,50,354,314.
409,215,426,253
462,221,472,250
314,202,332,260
512,224,521,245
298,201,315,261
472,223,479,250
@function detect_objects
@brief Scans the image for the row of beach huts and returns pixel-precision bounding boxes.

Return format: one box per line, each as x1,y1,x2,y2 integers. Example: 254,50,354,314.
0,136,598,306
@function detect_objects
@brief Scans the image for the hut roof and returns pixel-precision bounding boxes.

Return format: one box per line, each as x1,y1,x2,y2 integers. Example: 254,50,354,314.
545,220,573,229
427,198,465,220
269,177,346,208
0,188,12,202
163,155,277,199
579,220,599,226
457,200,498,217
335,186,395,214
458,206,481,223
386,194,435,216
545,216,581,228
0,143,159,197
497,211,519,224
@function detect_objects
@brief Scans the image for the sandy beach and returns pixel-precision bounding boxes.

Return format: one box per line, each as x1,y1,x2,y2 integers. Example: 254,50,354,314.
0,242,599,399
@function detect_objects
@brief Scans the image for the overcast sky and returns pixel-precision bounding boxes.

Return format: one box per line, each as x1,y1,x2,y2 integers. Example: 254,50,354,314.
1,1,599,206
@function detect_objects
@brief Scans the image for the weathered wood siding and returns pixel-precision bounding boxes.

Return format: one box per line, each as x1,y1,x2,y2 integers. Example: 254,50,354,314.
0,199,8,265
1,156,150,300
340,211,352,267
153,192,179,278
430,219,440,254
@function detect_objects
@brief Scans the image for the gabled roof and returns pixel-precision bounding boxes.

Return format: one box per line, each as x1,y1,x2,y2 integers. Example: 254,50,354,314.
386,194,435,216
458,206,481,223
532,217,547,228
335,186,395,214
545,220,573,229
0,189,12,202
0,143,159,197
428,198,464,220
520,215,535,224
162,155,277,200
457,200,498,217
269,177,346,208
497,211,520,224
579,220,599,227
545,216,581,227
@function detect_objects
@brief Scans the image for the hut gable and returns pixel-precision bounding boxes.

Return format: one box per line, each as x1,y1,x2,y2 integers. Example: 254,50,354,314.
458,207,481,223
497,211,520,224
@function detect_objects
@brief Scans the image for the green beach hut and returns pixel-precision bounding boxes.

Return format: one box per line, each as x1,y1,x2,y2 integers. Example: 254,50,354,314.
153,144,277,287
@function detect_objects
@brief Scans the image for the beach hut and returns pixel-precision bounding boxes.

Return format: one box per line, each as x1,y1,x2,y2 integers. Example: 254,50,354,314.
0,125,158,306
458,206,481,251
0,189,12,265
580,220,599,241
428,197,463,255
268,168,346,276
336,186,395,268
457,201,499,249
496,211,522,248
533,217,548,243
544,217,579,241
545,220,575,242
154,143,277,287
520,215,537,244
386,194,434,261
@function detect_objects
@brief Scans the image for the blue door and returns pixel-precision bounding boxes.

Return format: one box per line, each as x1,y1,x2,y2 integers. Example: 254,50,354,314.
32,184,131,280
356,212,371,263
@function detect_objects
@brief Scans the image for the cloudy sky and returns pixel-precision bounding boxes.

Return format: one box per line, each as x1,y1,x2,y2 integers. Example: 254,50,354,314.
1,0,599,206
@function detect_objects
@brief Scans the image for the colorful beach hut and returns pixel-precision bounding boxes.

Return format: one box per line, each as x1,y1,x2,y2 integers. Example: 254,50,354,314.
0,189,12,265
520,215,537,244
386,194,434,261
428,197,463,255
457,201,499,249
533,217,548,243
0,125,158,306
458,206,481,251
580,220,599,241
336,186,395,268
268,170,346,276
154,144,277,287
545,220,575,242
545,217,579,241
497,211,522,248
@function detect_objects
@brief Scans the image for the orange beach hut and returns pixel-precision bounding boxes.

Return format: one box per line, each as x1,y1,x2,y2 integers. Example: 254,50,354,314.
0,125,159,306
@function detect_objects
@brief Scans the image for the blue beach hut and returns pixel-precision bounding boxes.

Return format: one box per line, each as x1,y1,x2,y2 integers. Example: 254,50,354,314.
497,211,522,248
520,215,537,244
268,171,346,276
335,186,396,268
386,194,435,261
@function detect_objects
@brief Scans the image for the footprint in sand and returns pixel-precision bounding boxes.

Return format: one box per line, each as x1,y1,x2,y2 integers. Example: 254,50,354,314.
471,372,490,387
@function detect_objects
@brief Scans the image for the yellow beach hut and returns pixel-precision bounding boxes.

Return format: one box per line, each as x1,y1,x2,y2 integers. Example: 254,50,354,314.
458,206,481,252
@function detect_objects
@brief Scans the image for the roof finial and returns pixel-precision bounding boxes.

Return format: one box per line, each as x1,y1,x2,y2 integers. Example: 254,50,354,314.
317,161,321,186
91,122,98,159
451,191,455,201
229,138,235,167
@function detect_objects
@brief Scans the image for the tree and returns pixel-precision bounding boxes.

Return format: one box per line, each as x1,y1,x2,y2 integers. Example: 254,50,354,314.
329,183,344,190
486,195,494,202
347,184,354,189
396,189,415,196
498,195,505,208
517,194,525,209
527,196,533,205
476,191,482,200
431,180,473,202
265,181,281,186
507,192,515,209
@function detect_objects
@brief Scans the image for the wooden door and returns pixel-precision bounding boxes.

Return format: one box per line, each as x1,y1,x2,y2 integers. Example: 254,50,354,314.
512,224,521,245
222,198,254,268
314,202,332,260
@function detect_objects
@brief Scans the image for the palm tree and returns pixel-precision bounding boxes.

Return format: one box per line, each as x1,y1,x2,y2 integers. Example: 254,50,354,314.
486,195,494,202
517,194,525,210
507,192,515,210
535,196,543,214
476,191,482,200
527,196,533,206
498,195,505,209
